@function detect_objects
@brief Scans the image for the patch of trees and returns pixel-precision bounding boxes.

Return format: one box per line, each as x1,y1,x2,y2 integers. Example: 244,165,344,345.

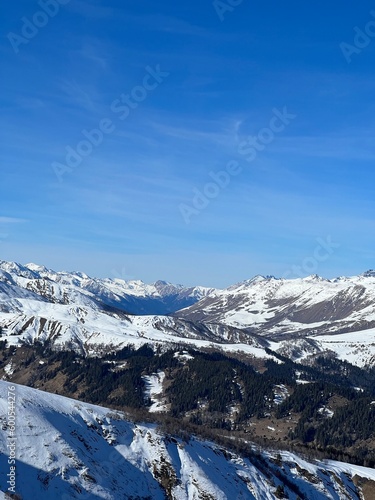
318,397,375,443
265,348,375,394
167,354,243,416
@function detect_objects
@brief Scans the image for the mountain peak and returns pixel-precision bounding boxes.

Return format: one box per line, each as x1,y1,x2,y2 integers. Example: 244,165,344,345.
25,262,48,273
226,275,277,291
250,275,268,283
154,279,172,287
0,260,39,279
153,280,182,297
303,274,326,282
362,269,375,278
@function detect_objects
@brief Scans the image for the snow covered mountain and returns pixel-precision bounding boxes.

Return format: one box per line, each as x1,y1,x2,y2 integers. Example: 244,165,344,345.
1,261,375,367
0,295,268,359
3,260,375,339
176,272,375,339
0,264,268,359
1,381,374,500
0,261,217,315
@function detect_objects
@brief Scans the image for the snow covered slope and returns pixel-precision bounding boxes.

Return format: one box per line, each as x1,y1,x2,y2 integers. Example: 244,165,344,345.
1,381,374,499
276,327,375,367
177,273,375,338
0,290,270,359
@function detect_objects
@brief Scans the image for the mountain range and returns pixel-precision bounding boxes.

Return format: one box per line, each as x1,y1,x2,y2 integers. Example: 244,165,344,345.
177,272,375,337
0,260,216,315
0,260,374,367
1,260,375,498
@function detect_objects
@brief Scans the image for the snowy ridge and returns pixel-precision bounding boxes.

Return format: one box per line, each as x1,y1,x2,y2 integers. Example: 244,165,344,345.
177,272,375,338
0,261,218,316
0,293,271,360
0,381,374,499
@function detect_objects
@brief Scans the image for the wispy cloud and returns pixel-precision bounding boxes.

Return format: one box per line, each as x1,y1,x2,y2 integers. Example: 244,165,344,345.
0,217,27,224
78,43,108,70
57,78,98,113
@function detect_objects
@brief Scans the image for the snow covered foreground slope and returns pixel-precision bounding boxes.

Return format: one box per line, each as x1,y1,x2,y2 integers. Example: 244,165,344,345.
1,382,374,500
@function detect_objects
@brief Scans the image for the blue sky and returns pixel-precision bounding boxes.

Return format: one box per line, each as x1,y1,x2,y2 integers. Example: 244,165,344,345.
1,0,375,287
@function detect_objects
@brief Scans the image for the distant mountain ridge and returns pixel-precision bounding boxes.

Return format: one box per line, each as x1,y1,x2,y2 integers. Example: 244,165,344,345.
176,272,375,338
0,260,217,315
